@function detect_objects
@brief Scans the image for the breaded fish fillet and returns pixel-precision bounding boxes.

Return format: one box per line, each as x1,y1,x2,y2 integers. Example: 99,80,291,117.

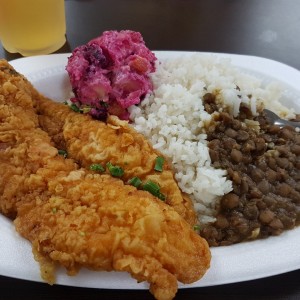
36,92,197,226
0,60,211,300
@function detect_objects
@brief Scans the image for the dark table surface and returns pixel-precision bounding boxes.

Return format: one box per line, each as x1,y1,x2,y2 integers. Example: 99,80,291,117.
1,0,300,299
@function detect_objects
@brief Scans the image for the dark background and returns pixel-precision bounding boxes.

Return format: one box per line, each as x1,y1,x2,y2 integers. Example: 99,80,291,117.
1,0,299,299
1,0,300,70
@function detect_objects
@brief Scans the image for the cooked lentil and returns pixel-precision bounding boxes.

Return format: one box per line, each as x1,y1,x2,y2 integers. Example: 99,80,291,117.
201,94,300,247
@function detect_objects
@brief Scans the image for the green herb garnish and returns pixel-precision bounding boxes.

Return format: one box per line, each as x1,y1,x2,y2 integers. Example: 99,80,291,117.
70,103,81,112
106,162,124,177
58,149,68,158
142,180,166,201
128,177,142,188
89,163,105,172
154,156,165,172
193,225,201,231
157,192,166,201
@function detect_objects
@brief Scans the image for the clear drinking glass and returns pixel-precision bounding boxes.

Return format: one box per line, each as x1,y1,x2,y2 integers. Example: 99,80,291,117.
0,0,66,56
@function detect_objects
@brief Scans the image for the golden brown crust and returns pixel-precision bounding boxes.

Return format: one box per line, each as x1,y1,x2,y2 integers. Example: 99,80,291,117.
36,95,197,226
0,60,210,300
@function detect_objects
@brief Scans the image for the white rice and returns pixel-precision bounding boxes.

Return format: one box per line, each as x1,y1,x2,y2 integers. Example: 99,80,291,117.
129,53,294,224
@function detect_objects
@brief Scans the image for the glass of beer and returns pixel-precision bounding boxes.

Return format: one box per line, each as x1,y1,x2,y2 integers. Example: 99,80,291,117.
0,0,66,56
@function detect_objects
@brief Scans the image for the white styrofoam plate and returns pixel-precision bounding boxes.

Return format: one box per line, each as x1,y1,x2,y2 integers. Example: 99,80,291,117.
1,52,299,290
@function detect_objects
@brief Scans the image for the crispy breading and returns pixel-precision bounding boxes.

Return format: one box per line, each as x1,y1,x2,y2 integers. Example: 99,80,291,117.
36,94,197,226
0,60,211,300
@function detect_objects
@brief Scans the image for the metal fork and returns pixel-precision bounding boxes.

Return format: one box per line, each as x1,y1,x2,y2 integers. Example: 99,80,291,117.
263,109,300,129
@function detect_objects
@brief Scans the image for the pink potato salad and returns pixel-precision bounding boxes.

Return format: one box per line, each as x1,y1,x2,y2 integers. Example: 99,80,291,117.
66,30,157,120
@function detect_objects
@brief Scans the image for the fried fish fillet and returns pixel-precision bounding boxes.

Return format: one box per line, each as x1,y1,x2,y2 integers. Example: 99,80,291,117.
0,60,211,300
36,92,197,226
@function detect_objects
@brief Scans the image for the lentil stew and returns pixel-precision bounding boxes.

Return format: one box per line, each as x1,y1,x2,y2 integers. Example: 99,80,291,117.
201,93,300,246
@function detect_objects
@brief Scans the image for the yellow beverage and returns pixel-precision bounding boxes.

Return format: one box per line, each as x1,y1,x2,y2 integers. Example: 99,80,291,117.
0,0,66,56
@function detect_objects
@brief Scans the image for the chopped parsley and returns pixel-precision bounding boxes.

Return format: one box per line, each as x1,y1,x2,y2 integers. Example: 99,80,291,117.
70,103,81,112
